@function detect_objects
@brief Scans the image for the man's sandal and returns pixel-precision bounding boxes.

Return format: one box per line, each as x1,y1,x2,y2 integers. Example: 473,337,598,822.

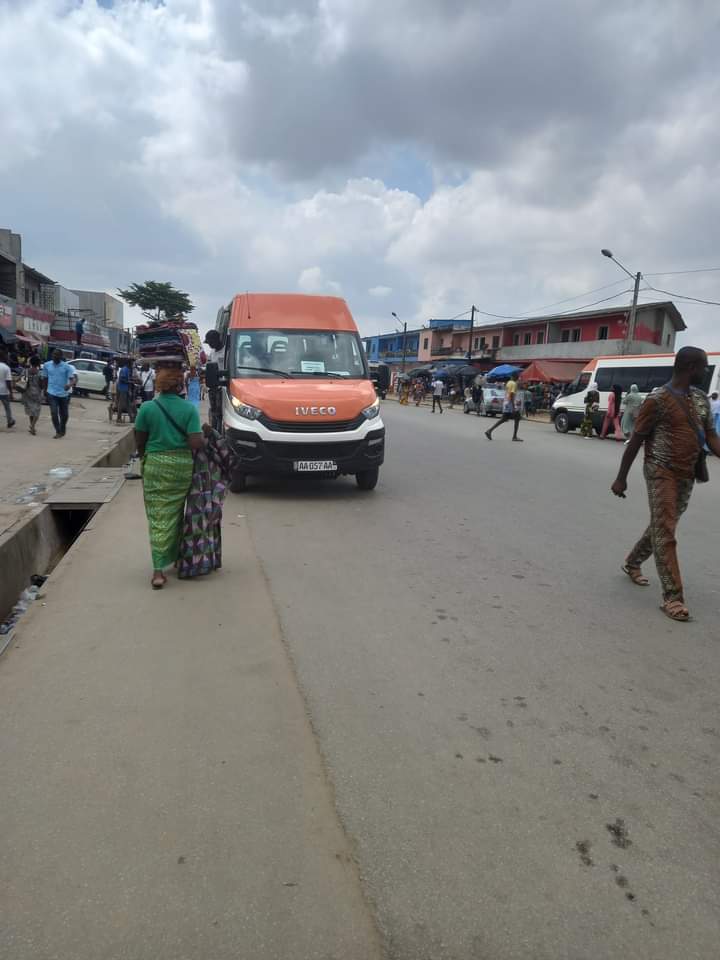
660,600,690,622
621,564,649,586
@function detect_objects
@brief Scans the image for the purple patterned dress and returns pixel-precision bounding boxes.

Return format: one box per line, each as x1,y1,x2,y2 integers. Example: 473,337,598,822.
177,434,230,578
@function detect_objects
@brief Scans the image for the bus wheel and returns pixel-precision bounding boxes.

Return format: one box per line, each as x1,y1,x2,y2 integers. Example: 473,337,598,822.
554,412,570,433
356,468,379,491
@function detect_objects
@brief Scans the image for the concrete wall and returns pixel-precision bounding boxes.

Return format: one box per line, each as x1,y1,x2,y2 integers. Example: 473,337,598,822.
72,290,124,329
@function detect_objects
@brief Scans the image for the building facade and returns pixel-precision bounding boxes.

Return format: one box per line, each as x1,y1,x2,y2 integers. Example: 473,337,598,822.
362,328,421,367
71,290,124,329
414,302,684,368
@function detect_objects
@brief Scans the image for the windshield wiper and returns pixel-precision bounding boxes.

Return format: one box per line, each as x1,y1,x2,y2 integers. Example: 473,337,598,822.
234,365,293,378
290,370,347,379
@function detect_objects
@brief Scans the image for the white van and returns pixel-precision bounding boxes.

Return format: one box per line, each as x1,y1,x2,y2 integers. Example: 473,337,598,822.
551,352,720,434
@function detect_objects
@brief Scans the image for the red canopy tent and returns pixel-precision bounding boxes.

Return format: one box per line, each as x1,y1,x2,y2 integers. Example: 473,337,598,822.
518,359,585,383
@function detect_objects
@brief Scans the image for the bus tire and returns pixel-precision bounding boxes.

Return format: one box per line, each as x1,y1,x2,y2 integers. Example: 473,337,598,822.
554,411,570,433
356,468,379,491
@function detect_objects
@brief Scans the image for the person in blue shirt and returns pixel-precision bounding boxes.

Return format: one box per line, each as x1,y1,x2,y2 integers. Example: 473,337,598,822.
42,350,77,438
116,358,137,424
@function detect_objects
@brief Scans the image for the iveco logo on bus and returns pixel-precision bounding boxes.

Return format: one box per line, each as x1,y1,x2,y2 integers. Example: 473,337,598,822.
295,406,337,416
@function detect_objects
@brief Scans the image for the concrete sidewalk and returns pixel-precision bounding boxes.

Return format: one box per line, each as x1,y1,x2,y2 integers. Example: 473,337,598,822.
0,395,130,538
0,482,383,960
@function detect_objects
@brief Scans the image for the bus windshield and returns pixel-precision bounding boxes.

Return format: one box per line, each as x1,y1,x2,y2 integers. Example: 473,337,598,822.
231,328,368,379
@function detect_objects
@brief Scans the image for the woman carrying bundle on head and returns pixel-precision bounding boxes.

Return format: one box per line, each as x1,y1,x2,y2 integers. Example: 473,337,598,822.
134,364,204,589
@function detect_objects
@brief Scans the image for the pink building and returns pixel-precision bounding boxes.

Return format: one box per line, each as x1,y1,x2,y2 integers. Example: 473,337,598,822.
418,301,684,369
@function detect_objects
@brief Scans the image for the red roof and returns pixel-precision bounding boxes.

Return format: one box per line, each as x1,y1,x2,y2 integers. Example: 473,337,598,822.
518,359,585,383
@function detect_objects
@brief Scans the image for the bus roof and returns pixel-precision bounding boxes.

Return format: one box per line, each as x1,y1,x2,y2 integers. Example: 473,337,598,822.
229,293,358,332
582,351,720,373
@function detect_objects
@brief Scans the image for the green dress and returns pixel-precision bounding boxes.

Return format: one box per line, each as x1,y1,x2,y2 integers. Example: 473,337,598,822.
135,395,201,569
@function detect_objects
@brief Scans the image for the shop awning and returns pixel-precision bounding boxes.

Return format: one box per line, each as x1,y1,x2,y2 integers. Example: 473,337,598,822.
518,360,585,383
15,332,44,347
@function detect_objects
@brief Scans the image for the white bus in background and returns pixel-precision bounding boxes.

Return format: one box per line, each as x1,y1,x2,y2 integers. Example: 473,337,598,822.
551,352,720,435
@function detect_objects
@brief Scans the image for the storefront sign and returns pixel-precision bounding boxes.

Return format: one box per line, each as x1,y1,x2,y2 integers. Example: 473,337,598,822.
19,315,51,337
0,294,16,334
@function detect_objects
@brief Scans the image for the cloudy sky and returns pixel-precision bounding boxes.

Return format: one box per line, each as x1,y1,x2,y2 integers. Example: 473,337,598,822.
3,0,720,345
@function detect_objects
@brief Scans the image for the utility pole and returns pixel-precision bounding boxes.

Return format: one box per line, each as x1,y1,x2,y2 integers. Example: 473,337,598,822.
601,249,642,356
467,304,476,361
626,272,641,354
392,311,407,373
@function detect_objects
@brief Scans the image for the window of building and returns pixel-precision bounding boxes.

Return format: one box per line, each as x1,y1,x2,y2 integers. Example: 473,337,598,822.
598,325,609,341
423,337,429,350
23,287,29,303
561,329,570,342
536,330,545,345
473,337,479,350
523,332,532,345
479,337,486,349
439,337,445,347
492,335,500,349
571,328,581,342
512,333,520,345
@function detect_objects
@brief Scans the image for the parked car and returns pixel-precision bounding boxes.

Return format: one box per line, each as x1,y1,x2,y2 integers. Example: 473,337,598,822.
71,358,108,397
464,386,505,417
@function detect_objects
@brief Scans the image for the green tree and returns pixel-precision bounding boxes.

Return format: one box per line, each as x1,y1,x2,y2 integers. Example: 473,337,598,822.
117,281,195,323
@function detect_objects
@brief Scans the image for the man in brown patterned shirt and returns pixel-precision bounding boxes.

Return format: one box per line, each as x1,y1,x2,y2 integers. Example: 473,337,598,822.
611,346,720,621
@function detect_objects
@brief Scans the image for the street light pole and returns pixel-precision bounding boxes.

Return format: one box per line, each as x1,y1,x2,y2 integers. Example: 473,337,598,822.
466,304,476,361
392,311,407,373
601,248,641,355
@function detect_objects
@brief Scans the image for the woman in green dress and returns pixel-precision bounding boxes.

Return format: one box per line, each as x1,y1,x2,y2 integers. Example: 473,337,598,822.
134,365,205,589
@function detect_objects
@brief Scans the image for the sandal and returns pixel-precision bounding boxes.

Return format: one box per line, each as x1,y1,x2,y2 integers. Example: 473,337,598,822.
151,573,167,590
660,599,690,622
621,564,649,586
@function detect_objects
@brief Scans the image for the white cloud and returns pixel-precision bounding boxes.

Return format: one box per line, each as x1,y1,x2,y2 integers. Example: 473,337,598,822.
298,266,341,294
369,286,393,298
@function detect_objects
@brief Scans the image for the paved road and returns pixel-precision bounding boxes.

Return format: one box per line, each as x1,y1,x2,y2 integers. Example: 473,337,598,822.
242,402,720,960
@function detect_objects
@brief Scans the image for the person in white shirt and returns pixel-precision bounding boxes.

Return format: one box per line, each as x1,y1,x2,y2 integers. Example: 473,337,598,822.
431,378,444,414
0,349,16,428
140,363,156,402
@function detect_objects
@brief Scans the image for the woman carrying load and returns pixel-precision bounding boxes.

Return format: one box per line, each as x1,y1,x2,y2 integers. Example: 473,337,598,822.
134,365,204,589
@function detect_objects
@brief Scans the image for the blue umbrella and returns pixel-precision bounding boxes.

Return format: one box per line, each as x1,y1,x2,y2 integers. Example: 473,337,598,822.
486,363,523,381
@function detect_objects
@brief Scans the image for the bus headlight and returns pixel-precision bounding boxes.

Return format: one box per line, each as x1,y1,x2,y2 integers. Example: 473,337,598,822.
361,399,381,420
230,396,262,420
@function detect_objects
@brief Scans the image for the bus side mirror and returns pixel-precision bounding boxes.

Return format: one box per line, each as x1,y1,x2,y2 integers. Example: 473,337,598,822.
205,362,228,389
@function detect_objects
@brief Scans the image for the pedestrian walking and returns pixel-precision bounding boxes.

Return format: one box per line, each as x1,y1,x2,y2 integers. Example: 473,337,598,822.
116,358,134,423
431,378,444,413
177,424,232,579
134,365,205,590
485,374,522,441
185,365,201,411
20,355,43,435
611,347,720,622
0,348,16,429
601,384,624,440
710,391,720,437
102,359,115,398
75,317,85,346
621,383,643,440
140,363,156,403
41,350,76,438
414,379,425,406
580,381,600,438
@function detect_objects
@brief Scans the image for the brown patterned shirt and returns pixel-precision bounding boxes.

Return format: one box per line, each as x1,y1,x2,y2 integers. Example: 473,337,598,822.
634,385,716,479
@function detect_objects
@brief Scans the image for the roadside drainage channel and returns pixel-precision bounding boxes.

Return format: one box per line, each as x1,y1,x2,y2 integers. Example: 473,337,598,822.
0,429,136,648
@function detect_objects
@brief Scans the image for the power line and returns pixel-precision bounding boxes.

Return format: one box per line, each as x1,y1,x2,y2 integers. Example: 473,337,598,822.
644,282,720,307
472,287,635,324
644,266,720,277
517,277,628,316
